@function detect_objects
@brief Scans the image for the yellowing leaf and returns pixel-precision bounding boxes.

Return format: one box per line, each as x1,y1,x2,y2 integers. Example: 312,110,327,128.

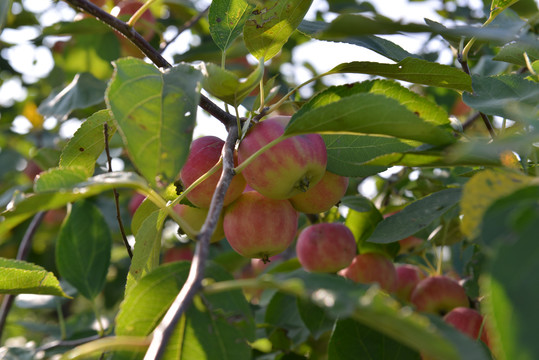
461,169,533,237
22,102,44,129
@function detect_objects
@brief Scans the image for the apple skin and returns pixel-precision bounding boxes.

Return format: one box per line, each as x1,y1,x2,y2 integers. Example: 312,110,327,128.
128,193,147,216
410,275,469,315
296,223,356,273
289,171,349,213
339,253,397,291
115,0,156,57
163,246,194,263
173,204,225,243
223,191,298,261
393,264,425,302
180,136,246,209
398,236,424,254
443,307,490,346
237,117,327,200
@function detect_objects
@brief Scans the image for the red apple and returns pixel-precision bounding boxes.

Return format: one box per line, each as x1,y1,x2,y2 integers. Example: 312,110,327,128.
237,117,327,199
296,223,356,273
339,252,397,292
174,204,225,243
23,160,42,181
443,307,490,346
289,171,349,213
163,246,194,263
128,192,146,216
393,264,425,302
410,275,469,315
180,136,246,209
398,236,424,254
223,191,298,261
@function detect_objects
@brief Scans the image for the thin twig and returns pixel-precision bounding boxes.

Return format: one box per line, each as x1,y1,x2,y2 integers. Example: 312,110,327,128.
144,122,239,360
159,5,210,53
37,334,102,352
0,211,46,342
104,123,132,259
462,112,481,130
63,0,236,128
458,56,496,139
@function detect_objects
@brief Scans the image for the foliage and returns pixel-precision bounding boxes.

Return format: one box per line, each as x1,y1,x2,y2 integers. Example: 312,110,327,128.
0,0,538,359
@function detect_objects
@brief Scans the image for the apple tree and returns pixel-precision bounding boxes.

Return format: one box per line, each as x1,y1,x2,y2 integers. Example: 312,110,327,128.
0,0,538,359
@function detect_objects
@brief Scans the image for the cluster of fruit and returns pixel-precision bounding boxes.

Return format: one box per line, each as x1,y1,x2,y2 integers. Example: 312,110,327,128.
132,116,491,352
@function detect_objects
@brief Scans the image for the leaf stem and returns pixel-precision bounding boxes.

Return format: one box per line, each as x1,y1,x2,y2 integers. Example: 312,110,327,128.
234,135,289,174
266,72,327,114
61,336,150,359
127,0,157,27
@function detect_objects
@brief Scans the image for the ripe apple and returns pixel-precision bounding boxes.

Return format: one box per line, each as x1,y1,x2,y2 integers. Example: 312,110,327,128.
23,160,42,181
237,117,327,200
393,264,425,302
296,223,356,273
163,245,194,263
443,307,490,346
174,204,225,243
128,192,146,216
410,275,469,315
339,252,397,291
398,236,424,254
223,191,298,261
180,136,246,209
289,171,349,213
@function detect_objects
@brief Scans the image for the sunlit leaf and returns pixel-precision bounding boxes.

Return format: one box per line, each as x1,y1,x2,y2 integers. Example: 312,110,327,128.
34,167,88,193
59,109,116,177
209,0,255,51
106,58,202,187
244,0,313,60
0,0,13,31
56,200,112,300
0,258,68,297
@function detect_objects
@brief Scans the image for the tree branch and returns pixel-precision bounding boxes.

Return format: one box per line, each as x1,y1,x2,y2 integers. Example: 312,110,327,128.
62,0,236,128
159,5,210,53
144,122,239,360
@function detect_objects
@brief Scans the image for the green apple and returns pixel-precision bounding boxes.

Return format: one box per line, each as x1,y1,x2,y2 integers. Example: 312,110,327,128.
174,204,225,243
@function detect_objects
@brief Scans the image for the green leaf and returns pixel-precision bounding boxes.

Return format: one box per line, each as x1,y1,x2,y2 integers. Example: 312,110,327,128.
243,0,313,60
1,172,149,236
493,41,539,66
116,262,255,359
479,186,539,360
265,292,310,347
322,134,419,177
125,210,166,294
56,200,112,300
199,59,263,106
286,82,456,146
38,72,107,120
106,58,202,187
328,318,420,360
298,20,415,62
321,13,428,37
368,188,462,244
327,58,472,92
209,0,255,51
296,298,335,339
34,167,88,193
131,197,159,235
491,0,519,12
463,74,539,122
0,258,68,297
59,109,116,177
0,0,12,31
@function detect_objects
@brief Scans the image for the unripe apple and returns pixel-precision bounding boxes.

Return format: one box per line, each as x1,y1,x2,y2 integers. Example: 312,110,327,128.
238,117,327,199
393,264,425,302
180,136,246,209
174,204,225,243
296,223,356,273
410,275,469,315
223,191,298,261
289,171,349,213
339,252,397,291
443,307,490,346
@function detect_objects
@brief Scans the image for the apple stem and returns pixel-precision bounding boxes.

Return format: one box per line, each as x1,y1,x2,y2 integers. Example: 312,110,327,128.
127,0,157,28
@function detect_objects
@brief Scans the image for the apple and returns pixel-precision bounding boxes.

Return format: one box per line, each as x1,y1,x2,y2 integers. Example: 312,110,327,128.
23,160,42,181
339,252,397,291
114,0,156,57
180,136,246,209
223,191,298,261
128,192,146,216
289,171,349,213
163,245,194,263
237,116,327,200
296,223,356,273
398,236,424,254
393,264,425,302
410,275,469,315
174,204,225,243
443,307,490,346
